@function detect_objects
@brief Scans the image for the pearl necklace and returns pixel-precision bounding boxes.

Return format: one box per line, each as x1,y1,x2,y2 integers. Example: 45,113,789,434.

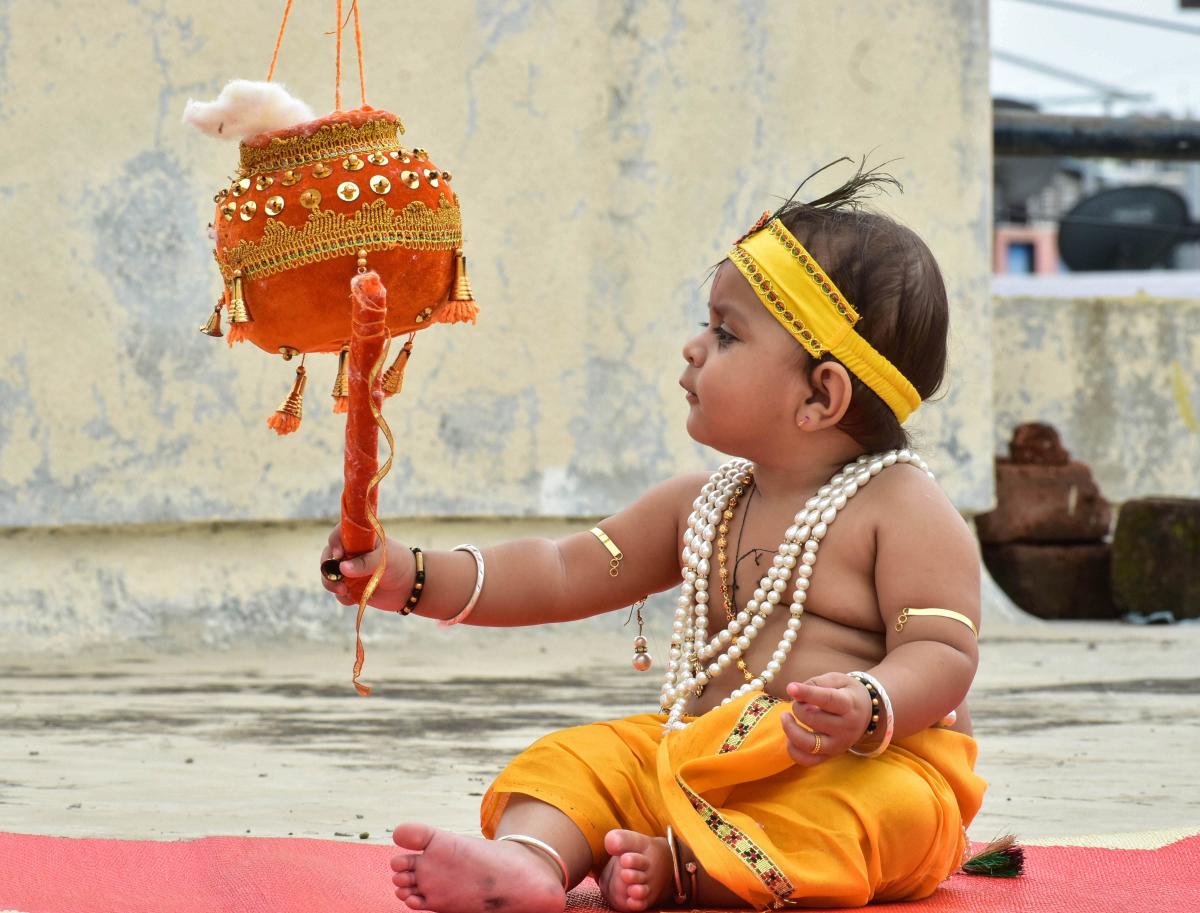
660,448,933,730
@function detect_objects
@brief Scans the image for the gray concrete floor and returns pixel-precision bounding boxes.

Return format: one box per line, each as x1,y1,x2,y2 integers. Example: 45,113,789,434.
2,621,1198,847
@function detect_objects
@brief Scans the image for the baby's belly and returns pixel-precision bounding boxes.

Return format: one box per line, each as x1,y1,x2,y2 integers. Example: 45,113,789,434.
686,611,884,716
682,611,974,735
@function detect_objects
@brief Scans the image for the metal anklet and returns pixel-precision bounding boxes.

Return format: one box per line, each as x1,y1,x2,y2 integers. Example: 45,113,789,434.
665,826,698,905
497,833,570,891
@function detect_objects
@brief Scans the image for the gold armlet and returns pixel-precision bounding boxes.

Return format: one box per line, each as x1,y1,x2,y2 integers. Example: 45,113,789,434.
589,526,623,577
895,607,978,639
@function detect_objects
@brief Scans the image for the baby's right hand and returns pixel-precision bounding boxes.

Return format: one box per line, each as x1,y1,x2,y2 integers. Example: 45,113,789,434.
319,526,414,611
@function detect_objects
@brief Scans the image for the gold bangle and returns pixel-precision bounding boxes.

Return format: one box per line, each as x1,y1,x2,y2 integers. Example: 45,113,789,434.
665,826,698,905
894,607,978,639
589,526,623,577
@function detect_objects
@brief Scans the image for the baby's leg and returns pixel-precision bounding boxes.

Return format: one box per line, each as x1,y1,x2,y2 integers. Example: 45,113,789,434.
599,830,746,911
390,795,591,913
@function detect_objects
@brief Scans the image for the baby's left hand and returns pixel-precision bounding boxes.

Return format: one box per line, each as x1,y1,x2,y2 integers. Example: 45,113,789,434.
781,673,872,767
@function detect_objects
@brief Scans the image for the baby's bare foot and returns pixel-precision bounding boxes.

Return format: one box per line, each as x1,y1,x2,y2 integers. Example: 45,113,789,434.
598,829,674,912
390,823,565,913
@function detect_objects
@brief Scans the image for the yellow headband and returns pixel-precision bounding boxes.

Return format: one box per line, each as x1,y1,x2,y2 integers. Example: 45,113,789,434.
729,219,921,423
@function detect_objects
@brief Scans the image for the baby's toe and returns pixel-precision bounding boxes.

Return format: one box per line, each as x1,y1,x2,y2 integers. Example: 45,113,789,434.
390,852,418,873
621,851,650,872
398,890,426,908
621,862,649,884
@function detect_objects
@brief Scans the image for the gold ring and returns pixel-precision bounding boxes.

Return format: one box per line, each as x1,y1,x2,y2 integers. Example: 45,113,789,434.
810,733,822,755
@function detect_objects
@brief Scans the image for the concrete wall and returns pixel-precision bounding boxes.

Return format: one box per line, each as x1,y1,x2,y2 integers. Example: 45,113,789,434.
0,1,994,650
993,286,1200,502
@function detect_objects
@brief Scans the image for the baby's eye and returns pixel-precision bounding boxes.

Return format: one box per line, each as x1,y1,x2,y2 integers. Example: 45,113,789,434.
706,322,737,346
698,321,737,346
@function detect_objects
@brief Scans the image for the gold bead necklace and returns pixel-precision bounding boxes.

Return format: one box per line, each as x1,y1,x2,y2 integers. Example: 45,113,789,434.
716,471,755,683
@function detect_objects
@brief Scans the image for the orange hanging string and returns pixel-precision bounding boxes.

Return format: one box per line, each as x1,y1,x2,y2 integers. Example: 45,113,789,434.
265,0,295,81
352,0,366,106
334,0,343,111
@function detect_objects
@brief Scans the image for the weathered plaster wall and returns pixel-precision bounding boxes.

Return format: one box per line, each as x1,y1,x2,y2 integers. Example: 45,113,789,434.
0,1,995,651
993,294,1200,502
0,0,994,530
0,517,589,654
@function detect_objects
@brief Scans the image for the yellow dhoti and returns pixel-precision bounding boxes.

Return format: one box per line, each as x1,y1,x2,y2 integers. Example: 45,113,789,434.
481,693,985,909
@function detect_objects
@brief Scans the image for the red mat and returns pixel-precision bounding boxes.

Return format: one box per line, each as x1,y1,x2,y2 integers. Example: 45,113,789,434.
1,831,1197,913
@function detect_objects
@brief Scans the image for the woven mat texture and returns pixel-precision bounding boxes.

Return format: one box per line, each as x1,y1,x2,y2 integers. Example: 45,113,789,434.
1,831,1197,913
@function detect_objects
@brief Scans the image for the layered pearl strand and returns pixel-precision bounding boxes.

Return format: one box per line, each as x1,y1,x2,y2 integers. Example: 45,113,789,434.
660,449,933,730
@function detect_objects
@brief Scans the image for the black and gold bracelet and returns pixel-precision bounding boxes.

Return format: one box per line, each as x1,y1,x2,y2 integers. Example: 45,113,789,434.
858,675,882,736
401,546,425,615
848,670,895,758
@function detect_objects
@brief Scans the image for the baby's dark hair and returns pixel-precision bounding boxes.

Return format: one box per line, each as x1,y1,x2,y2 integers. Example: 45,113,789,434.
757,158,950,453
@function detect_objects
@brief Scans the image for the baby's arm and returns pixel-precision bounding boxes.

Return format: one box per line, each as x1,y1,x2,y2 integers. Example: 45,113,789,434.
782,467,980,765
866,469,981,736
319,473,707,627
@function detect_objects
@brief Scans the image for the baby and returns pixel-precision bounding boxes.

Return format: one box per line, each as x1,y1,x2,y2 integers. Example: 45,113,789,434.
321,163,984,911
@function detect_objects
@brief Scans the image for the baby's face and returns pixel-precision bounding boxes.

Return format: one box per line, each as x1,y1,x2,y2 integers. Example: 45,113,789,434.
678,262,807,456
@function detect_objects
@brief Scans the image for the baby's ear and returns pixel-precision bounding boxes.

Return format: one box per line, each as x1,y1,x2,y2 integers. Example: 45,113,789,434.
805,362,854,426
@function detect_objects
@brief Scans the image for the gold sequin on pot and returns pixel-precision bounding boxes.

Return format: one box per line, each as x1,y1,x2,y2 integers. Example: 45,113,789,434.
413,306,434,324
213,188,228,203
220,201,237,221
343,154,365,171
337,181,360,202
264,195,285,216
281,169,303,186
231,177,251,197
255,175,274,191
312,162,334,179
423,169,440,188
413,148,429,160
370,175,392,195
441,171,453,182
240,200,258,221
400,170,420,190
299,188,322,209
366,151,389,166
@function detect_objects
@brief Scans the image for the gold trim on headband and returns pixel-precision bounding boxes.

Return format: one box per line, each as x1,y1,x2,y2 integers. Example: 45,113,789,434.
730,219,921,423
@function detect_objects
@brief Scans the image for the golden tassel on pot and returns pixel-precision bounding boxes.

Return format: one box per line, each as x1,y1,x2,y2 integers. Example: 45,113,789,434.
200,299,224,337
267,362,307,435
434,249,479,325
331,345,350,414
381,336,415,397
452,249,474,301
226,270,253,345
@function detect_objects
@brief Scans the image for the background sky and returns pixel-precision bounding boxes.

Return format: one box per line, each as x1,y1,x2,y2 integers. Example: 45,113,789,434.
991,0,1200,118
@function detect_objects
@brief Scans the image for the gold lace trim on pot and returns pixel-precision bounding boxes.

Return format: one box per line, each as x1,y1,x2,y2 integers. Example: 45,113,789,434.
217,197,462,281
239,119,405,177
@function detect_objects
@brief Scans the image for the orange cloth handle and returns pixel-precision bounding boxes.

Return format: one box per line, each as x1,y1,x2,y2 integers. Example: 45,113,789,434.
342,272,393,696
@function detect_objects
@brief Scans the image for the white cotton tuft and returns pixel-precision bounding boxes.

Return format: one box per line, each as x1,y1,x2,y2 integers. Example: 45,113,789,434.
182,79,316,141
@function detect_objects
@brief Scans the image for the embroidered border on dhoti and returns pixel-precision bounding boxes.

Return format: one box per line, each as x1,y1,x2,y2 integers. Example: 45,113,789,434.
678,777,795,902
719,693,781,754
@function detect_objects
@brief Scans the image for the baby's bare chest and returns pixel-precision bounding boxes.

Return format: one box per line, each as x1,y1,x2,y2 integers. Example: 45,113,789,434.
724,499,883,633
